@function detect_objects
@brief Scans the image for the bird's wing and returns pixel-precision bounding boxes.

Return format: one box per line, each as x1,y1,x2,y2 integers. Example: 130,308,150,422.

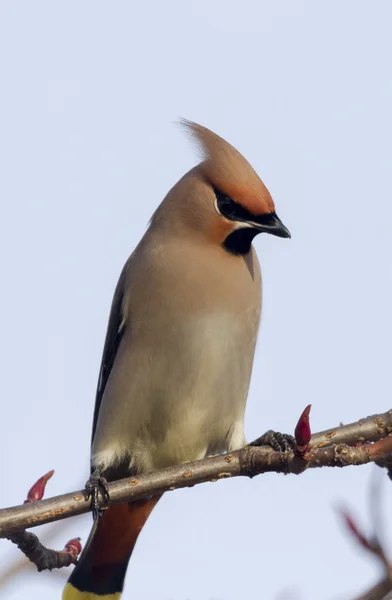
91,262,129,446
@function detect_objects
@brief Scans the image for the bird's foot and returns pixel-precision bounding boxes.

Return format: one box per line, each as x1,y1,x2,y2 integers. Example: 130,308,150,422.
85,464,110,519
248,430,296,453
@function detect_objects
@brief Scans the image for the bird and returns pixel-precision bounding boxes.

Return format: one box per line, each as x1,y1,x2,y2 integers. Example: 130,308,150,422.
63,119,291,600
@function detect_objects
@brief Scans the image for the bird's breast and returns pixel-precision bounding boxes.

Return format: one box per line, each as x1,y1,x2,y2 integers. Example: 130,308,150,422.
92,242,262,473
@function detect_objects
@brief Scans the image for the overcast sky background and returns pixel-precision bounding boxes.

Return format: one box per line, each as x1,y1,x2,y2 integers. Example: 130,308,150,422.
1,1,392,599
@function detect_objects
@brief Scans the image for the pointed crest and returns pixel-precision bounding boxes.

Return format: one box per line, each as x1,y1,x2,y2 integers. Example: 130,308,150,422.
178,119,274,214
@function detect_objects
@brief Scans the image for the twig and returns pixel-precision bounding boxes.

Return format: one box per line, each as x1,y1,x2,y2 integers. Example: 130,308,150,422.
341,468,392,600
1,410,391,538
5,470,82,571
341,509,392,600
6,531,81,572
0,522,70,588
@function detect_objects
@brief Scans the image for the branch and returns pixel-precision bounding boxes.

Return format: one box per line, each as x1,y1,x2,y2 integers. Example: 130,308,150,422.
5,471,82,571
7,531,81,572
1,409,391,538
310,409,392,448
341,507,392,600
0,522,71,589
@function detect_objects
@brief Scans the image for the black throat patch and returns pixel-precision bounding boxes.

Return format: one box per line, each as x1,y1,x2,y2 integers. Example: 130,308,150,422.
223,227,260,255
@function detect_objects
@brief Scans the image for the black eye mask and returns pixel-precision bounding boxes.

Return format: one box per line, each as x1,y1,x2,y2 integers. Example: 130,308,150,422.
214,188,279,227
213,187,290,255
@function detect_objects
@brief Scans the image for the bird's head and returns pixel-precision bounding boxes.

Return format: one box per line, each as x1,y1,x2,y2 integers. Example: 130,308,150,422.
152,119,290,255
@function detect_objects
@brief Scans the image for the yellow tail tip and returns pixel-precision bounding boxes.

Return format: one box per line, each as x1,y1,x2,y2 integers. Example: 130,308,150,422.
62,583,121,600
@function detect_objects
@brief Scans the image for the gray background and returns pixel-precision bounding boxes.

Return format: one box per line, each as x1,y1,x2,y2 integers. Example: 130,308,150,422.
0,1,391,598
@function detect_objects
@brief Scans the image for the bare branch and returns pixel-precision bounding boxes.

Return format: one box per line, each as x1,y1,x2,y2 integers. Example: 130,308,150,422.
5,470,82,572
357,579,392,600
6,531,81,572
340,476,392,600
1,409,391,538
310,410,392,448
0,522,70,588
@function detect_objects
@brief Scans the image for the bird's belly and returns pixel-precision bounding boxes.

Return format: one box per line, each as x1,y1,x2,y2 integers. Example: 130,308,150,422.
92,313,258,473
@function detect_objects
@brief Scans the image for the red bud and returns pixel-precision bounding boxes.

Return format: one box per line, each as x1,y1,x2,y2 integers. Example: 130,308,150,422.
64,537,82,559
295,404,312,453
24,470,54,504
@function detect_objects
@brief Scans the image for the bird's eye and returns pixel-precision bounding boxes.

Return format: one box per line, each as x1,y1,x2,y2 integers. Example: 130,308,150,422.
215,192,237,219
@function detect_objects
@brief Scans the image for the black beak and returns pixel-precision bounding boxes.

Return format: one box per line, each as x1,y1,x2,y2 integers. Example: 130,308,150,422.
251,212,291,239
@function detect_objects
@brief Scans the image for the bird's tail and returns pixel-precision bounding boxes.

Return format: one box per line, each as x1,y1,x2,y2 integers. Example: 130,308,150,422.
62,496,161,599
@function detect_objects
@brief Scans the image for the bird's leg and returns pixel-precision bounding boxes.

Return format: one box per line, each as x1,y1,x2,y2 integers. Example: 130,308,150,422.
248,430,296,453
85,464,110,519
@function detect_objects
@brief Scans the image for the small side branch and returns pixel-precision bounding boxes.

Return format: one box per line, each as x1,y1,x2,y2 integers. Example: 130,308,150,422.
5,470,82,571
6,531,81,572
341,507,392,600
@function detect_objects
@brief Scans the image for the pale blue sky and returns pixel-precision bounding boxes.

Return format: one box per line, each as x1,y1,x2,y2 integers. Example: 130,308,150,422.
1,1,392,599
